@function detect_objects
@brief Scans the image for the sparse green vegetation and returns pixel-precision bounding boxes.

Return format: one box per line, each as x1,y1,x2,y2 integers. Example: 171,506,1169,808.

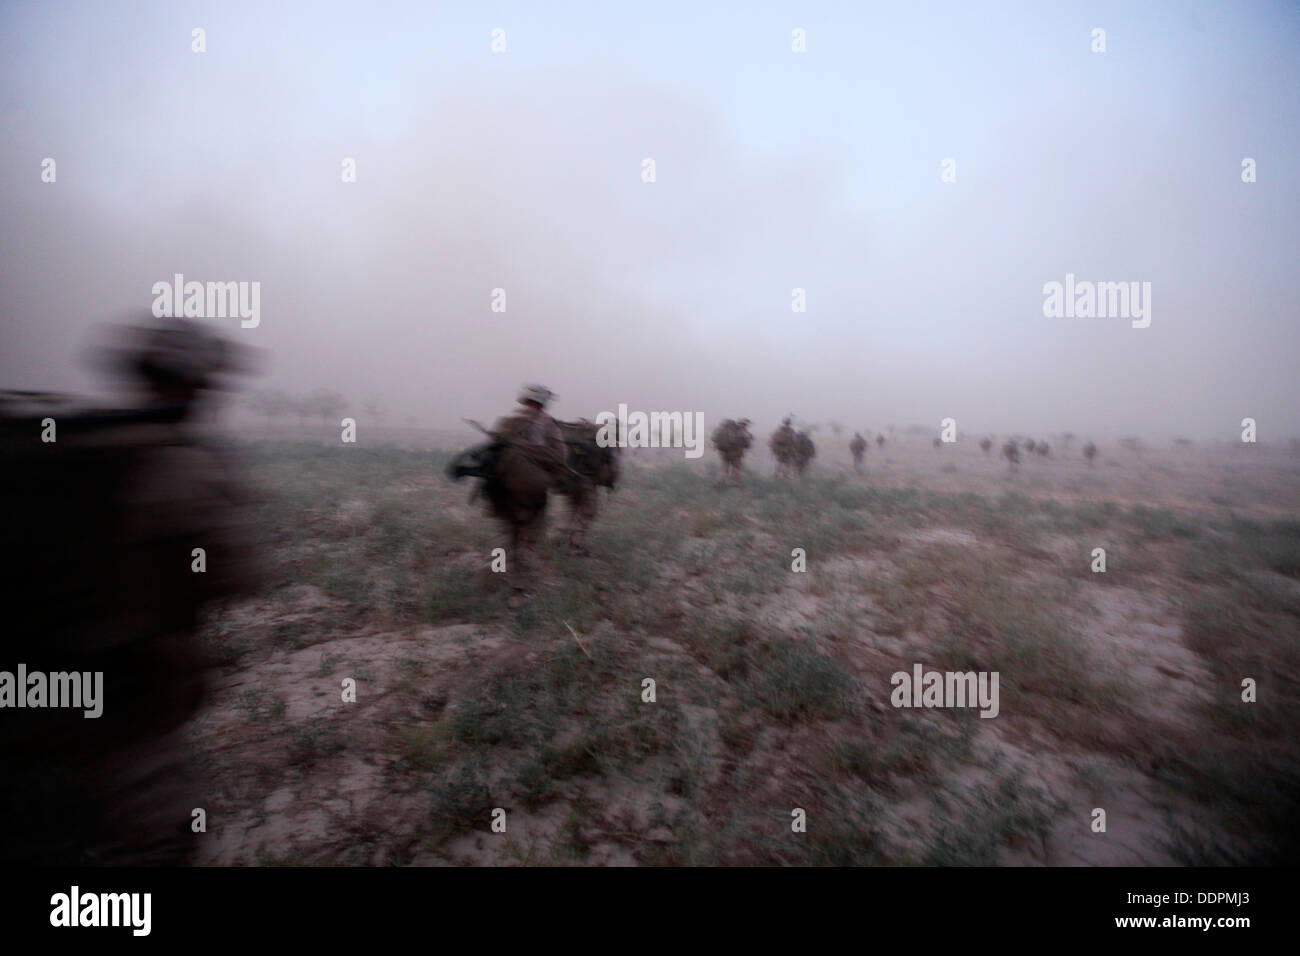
194,439,1300,865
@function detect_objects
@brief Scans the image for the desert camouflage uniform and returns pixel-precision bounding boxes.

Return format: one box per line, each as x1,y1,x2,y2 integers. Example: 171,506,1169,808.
491,392,568,593
711,418,753,486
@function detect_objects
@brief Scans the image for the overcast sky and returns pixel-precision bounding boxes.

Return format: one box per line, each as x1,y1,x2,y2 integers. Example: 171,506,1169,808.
2,0,1297,440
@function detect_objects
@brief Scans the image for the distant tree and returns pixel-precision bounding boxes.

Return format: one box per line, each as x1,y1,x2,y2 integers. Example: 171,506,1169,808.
306,388,347,424
248,388,295,421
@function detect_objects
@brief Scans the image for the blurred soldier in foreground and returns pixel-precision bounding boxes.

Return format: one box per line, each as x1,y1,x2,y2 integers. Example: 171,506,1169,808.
710,417,753,486
769,416,797,478
0,317,262,865
849,431,867,470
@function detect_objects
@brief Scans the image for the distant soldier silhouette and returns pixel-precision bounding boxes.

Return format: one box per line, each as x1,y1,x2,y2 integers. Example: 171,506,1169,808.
793,430,816,476
979,436,993,455
849,432,866,470
769,417,798,478
0,317,262,865
711,418,753,486
1083,440,1098,466
1002,439,1021,471
875,434,886,449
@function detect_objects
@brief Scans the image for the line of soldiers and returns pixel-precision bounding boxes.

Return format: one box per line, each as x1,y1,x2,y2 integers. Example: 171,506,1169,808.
457,395,1110,599
768,416,816,478
712,416,822,484
455,403,830,599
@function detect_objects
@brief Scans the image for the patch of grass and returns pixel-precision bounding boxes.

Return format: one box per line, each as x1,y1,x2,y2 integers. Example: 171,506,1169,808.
395,722,449,773
427,760,494,841
734,785,895,866
819,710,967,794
287,721,345,766
1238,518,1300,578
922,767,1063,865
951,571,1131,716
239,688,287,722
1127,505,1201,541
690,614,759,681
426,567,499,624
739,637,855,722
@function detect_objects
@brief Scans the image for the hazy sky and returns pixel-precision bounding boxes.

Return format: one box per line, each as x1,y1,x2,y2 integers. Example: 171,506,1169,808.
2,0,1297,440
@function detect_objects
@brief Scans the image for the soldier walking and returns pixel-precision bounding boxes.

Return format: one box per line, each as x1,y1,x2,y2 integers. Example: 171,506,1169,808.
489,385,569,604
0,317,263,866
850,432,867,470
769,416,797,478
711,417,753,486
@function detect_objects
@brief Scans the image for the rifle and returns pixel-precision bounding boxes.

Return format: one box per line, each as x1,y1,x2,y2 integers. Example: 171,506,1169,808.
459,419,585,479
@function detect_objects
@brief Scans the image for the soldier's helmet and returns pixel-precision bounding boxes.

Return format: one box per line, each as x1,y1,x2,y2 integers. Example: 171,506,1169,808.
518,384,556,407
92,316,258,392
738,418,752,427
